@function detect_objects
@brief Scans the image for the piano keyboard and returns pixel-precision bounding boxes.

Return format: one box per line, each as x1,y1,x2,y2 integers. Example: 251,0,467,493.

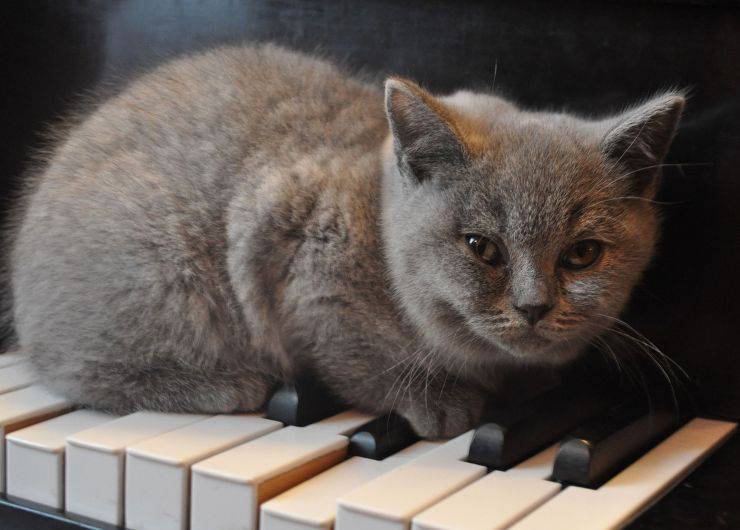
0,355,735,530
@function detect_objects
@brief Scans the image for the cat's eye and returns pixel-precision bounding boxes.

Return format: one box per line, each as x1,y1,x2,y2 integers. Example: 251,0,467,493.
562,240,602,270
466,234,501,266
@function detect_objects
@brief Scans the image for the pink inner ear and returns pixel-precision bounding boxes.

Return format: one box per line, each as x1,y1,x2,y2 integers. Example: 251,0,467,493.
601,93,685,169
385,81,469,184
600,94,685,197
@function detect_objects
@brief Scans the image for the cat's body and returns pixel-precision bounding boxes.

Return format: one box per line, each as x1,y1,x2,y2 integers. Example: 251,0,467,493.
7,45,684,437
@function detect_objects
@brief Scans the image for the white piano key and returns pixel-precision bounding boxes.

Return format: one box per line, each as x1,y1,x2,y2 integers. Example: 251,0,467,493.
411,444,561,530
190,410,373,530
0,362,37,394
65,411,206,526
0,352,26,368
506,443,559,479
125,414,282,530
413,472,560,530
335,431,487,530
299,410,377,437
261,441,438,530
512,417,737,530
0,385,70,493
380,440,441,468
261,457,386,530
5,409,113,509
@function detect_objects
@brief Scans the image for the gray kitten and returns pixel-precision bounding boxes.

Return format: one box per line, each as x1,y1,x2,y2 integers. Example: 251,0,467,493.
6,44,684,437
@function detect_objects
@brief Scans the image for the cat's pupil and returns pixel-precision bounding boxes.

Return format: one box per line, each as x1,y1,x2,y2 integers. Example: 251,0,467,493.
466,234,500,265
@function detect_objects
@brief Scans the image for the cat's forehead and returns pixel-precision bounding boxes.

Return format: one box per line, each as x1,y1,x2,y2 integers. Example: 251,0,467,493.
473,123,606,199
459,127,615,242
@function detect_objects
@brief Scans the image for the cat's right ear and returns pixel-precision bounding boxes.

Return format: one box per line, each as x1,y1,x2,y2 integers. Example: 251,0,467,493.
598,91,686,198
384,78,468,184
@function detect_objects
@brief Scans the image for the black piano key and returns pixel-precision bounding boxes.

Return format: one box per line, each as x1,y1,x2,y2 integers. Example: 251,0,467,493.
265,376,346,426
467,385,613,470
348,413,420,460
552,401,683,488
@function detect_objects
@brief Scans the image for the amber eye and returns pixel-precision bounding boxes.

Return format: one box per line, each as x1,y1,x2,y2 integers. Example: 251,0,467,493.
562,240,602,270
466,234,501,265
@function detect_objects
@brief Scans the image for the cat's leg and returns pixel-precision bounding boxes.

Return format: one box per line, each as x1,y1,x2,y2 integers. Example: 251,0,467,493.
16,238,278,415
393,377,488,438
302,330,489,438
333,359,488,438
225,169,488,437
28,346,276,415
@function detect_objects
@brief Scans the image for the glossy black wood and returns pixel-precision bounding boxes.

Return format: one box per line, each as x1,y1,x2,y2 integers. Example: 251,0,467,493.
0,495,110,530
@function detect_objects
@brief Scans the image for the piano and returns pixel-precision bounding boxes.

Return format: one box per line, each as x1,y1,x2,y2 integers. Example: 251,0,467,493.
0,352,735,530
1,1,738,529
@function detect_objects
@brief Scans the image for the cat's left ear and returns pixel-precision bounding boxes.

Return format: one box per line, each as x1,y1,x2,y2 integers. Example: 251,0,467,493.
384,77,468,184
600,91,685,198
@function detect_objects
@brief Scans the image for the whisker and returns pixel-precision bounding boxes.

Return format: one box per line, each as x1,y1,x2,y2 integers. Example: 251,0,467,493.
590,314,693,416
586,161,710,198
619,161,712,179
596,314,690,380
590,196,689,207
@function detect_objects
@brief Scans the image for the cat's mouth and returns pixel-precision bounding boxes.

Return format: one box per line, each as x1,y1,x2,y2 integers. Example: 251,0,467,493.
496,326,588,364
429,300,573,363
498,330,556,357
462,313,556,359
466,315,583,363
506,330,552,348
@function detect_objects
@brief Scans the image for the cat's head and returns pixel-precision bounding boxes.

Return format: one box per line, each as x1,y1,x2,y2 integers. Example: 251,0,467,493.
381,78,684,366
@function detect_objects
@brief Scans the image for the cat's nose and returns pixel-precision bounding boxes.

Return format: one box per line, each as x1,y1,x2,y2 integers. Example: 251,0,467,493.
513,303,552,326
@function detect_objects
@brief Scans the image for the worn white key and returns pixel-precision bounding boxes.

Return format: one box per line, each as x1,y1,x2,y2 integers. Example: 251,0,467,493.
65,411,206,526
0,385,70,493
126,414,282,530
380,440,441,468
261,441,438,530
190,410,373,530
0,363,37,394
412,444,561,530
6,409,113,509
335,431,487,530
512,418,737,530
0,352,26,368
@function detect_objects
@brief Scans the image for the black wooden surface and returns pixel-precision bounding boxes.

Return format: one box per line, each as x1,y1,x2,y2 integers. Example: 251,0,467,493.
1,1,738,528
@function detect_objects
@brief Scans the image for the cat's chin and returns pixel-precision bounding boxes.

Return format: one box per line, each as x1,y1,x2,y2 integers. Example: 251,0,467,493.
500,332,587,365
467,327,582,366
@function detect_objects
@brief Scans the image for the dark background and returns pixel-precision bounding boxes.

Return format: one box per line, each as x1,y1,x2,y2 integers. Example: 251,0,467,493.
0,1,738,526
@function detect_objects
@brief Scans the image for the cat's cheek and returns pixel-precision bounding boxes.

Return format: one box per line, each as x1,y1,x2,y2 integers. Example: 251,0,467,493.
558,276,619,329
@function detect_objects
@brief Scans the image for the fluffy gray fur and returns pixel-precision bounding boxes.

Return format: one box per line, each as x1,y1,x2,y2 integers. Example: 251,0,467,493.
6,44,684,437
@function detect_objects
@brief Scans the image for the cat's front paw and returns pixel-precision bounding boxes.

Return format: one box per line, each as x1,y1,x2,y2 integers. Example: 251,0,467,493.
400,391,485,439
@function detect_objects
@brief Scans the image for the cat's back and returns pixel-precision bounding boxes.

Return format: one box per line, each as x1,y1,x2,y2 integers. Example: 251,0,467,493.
13,44,382,266
10,44,386,392
16,43,385,255
43,44,382,186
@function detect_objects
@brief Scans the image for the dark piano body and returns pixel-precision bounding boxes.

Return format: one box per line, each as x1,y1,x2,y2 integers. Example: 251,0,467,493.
0,1,738,529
